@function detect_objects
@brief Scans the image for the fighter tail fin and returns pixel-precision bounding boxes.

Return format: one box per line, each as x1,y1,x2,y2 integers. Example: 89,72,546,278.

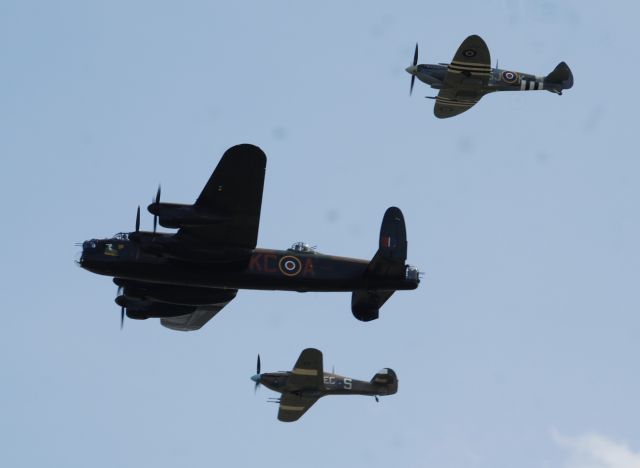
544,61,573,91
370,368,398,395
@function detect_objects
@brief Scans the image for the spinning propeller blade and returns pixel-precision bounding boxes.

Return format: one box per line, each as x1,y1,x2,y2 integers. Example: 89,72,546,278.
153,185,161,233
409,43,418,96
254,354,261,393
135,206,140,232
117,285,125,330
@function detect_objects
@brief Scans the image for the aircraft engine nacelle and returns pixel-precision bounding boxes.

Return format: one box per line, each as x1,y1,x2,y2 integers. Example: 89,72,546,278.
115,282,237,306
147,202,229,229
115,295,196,318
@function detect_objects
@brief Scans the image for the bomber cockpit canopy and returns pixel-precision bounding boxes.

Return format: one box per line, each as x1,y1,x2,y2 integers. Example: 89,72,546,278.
113,232,130,241
288,242,316,254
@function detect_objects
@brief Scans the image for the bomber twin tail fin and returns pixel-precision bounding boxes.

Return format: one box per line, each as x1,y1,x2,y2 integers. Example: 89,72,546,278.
366,206,407,279
351,207,407,322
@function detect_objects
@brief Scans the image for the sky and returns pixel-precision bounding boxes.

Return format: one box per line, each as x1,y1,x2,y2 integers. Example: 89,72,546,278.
1,1,639,467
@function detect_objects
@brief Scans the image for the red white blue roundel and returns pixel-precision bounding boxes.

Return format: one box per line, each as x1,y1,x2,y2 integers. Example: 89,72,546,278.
279,256,302,276
501,70,519,84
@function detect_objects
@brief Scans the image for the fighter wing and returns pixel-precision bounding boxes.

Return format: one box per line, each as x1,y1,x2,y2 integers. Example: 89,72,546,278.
434,92,482,118
435,35,491,118
277,393,320,422
286,348,324,391
177,144,266,249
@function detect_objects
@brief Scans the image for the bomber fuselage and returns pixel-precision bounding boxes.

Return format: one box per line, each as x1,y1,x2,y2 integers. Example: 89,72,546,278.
78,233,419,293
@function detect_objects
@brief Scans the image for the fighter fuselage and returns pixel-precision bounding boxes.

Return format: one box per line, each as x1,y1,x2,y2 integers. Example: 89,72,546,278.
412,64,562,93
255,372,395,398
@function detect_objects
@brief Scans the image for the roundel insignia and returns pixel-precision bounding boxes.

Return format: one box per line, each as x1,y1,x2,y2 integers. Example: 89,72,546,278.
462,49,476,58
501,70,519,84
279,255,302,277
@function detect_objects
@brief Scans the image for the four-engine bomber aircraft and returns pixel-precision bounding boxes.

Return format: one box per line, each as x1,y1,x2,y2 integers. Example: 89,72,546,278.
77,144,420,331
405,34,574,118
251,348,398,422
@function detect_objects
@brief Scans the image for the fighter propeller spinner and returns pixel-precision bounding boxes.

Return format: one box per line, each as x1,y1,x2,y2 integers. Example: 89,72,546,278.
405,35,573,118
77,144,421,331
252,348,398,422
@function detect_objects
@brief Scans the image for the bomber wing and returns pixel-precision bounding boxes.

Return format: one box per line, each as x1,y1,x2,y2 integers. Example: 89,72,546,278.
435,35,491,118
177,144,266,249
277,393,320,422
286,348,324,391
160,301,234,331
115,279,237,331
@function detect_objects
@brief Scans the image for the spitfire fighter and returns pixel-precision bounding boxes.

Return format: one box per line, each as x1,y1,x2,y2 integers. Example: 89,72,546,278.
77,144,420,331
252,348,398,422
405,34,574,118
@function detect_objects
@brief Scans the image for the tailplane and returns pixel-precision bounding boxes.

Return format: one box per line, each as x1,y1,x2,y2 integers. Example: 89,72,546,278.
351,207,408,322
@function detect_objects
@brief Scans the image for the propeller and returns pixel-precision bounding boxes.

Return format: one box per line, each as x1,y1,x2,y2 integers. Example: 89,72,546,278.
152,185,161,233
252,354,262,393
135,206,140,233
408,43,418,95
117,285,125,330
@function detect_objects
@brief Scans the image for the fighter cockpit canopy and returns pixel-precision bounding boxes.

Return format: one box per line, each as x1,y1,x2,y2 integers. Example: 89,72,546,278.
288,242,317,254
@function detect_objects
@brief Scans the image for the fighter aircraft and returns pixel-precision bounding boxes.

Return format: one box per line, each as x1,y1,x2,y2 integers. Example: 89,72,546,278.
251,348,398,422
77,144,421,331
405,34,574,118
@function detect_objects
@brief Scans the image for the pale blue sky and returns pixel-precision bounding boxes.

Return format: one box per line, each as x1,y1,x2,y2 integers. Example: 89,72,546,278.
1,1,638,467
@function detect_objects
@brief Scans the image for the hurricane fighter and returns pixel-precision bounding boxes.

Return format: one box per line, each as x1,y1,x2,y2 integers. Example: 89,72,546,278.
77,144,421,331
252,348,398,422
405,34,574,118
